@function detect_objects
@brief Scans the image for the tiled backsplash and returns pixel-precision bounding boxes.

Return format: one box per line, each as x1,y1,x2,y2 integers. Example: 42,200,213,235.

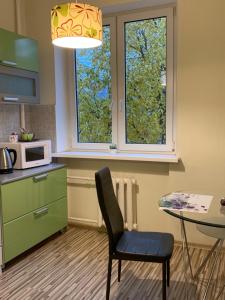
25,105,56,151
0,104,56,151
0,104,21,142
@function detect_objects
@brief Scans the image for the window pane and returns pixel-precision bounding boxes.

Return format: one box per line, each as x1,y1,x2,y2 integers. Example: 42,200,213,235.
75,26,112,143
125,17,167,144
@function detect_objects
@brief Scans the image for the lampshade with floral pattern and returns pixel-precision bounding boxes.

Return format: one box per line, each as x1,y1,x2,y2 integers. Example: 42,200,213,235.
51,3,102,49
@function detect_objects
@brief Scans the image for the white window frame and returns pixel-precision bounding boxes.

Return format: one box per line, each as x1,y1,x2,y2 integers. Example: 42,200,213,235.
71,17,117,151
71,7,175,153
117,8,174,152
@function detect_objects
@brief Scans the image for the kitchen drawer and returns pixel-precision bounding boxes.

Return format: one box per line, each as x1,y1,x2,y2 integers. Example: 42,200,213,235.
1,176,39,223
1,168,67,223
3,197,67,263
37,168,67,208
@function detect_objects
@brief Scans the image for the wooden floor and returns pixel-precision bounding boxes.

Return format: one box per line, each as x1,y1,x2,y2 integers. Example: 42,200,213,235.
0,227,225,300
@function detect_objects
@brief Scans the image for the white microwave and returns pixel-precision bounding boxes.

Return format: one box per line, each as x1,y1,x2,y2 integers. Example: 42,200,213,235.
0,140,52,169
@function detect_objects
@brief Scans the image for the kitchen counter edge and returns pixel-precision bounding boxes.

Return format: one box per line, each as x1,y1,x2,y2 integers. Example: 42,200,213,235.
0,163,66,185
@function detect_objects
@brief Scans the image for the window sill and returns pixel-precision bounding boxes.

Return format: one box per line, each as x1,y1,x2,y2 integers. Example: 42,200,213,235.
52,151,179,163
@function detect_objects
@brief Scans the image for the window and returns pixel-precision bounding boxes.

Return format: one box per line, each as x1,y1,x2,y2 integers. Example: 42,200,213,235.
75,25,112,144
72,8,174,153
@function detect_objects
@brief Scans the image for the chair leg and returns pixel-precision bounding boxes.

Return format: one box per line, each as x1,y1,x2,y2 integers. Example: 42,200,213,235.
162,261,167,300
118,259,122,282
106,256,112,300
167,260,170,287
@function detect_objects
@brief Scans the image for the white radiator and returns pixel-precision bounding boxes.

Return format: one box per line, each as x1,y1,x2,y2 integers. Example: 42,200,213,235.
67,175,137,230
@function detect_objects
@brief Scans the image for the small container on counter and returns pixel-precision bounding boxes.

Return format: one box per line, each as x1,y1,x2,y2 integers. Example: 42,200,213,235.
9,133,18,143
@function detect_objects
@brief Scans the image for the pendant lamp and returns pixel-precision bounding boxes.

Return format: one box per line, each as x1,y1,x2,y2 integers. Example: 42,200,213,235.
51,2,102,49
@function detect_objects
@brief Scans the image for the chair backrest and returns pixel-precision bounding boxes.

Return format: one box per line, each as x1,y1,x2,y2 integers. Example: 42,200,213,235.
95,167,124,253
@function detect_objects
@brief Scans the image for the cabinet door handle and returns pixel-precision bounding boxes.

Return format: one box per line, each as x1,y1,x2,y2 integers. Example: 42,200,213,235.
34,207,48,217
33,173,48,182
3,97,19,102
0,60,17,66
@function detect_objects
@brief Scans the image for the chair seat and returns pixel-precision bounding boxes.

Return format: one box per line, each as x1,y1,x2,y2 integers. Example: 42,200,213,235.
115,231,174,262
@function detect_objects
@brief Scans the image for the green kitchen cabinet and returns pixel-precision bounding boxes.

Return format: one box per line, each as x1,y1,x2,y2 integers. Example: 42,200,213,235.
0,167,68,265
0,28,16,67
1,168,67,223
0,27,39,72
3,197,67,263
0,27,39,104
38,168,67,208
15,37,38,72
0,64,40,104
1,176,39,223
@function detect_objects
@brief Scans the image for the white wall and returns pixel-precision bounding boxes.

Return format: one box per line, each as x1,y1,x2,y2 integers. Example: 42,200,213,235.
23,0,225,246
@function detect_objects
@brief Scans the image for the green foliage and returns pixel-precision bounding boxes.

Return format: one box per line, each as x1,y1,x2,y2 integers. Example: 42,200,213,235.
75,17,167,145
76,26,112,143
125,17,166,144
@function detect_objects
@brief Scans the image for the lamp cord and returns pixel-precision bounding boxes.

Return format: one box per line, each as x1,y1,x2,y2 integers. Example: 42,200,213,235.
70,0,87,5
69,0,77,5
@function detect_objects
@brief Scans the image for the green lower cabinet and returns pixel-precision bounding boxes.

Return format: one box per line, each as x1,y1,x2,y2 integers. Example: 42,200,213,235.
38,168,67,208
3,197,67,263
1,177,39,223
1,168,67,224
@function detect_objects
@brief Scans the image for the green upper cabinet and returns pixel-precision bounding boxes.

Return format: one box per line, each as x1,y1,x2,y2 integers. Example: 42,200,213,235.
15,36,39,72
0,27,39,72
0,29,16,66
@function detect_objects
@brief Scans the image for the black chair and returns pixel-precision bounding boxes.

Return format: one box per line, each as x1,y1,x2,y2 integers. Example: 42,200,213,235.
95,167,174,300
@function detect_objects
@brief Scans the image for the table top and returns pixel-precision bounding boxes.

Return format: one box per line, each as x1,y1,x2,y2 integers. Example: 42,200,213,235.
160,192,225,229
164,203,225,228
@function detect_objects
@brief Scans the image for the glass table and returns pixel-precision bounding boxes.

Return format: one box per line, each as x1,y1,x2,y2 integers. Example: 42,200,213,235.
163,201,225,300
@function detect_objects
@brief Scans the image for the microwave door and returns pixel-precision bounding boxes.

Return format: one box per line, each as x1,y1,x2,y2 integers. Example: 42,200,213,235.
25,147,45,162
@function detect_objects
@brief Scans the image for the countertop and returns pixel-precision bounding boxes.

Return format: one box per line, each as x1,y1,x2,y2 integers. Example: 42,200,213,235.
0,163,66,185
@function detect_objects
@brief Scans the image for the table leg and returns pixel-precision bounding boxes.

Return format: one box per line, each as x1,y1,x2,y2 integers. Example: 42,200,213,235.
180,218,194,279
180,233,189,299
180,217,196,300
193,239,220,280
213,239,225,300
215,284,225,300
202,239,224,300
179,217,224,300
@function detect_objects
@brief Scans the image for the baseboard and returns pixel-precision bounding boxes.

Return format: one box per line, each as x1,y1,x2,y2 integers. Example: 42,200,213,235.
68,217,98,229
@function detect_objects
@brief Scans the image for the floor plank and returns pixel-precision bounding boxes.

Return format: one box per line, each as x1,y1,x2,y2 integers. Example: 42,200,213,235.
0,227,224,299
